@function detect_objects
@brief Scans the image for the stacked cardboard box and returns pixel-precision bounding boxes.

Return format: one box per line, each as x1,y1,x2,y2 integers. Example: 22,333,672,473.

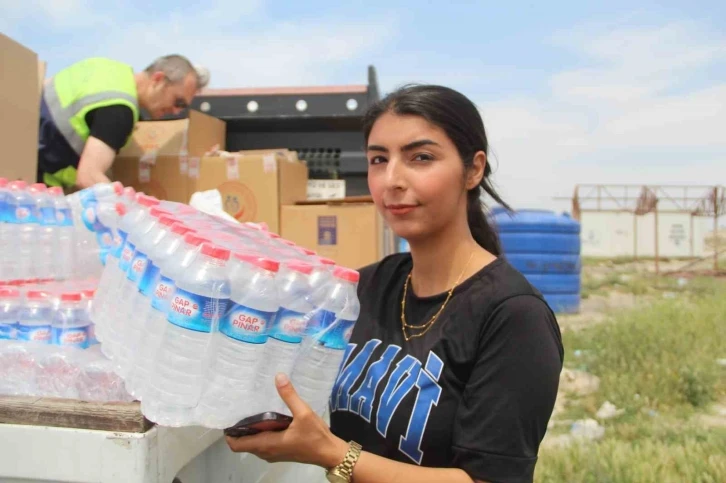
281,197,384,270
195,149,308,234
113,111,385,268
113,110,226,202
113,113,309,233
0,34,45,183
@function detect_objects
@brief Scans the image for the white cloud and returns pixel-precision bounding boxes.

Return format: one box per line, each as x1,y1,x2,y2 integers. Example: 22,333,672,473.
5,1,394,88
479,20,726,212
0,0,109,29
69,9,396,88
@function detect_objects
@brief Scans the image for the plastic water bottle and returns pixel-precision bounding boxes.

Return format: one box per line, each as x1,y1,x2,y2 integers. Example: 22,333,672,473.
28,183,57,282
6,181,38,283
95,197,127,267
80,289,98,346
0,288,20,340
98,204,168,356
121,186,136,206
0,178,9,282
257,259,315,414
96,202,127,283
17,291,53,344
142,242,231,426
66,181,123,219
291,267,360,415
91,194,159,332
195,253,280,428
48,187,75,281
67,182,123,278
124,227,203,400
113,214,180,377
52,292,91,349
309,257,336,292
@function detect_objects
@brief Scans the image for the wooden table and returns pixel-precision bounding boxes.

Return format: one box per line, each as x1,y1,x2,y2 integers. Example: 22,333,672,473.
0,396,152,433
0,396,232,483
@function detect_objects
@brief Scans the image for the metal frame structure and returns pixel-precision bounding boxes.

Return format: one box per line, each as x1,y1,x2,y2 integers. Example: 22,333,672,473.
560,184,726,273
186,66,400,259
189,66,381,197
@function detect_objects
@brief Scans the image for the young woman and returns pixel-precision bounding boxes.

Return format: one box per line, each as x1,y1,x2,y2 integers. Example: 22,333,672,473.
226,85,564,483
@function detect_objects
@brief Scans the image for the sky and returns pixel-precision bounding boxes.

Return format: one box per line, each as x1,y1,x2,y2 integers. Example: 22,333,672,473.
2,0,725,213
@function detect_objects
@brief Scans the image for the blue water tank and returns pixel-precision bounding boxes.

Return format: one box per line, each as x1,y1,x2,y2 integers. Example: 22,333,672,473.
492,209,581,314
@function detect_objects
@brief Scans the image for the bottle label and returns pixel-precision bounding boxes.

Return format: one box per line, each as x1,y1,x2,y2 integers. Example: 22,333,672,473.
139,261,160,297
151,275,174,312
79,192,113,240
269,308,309,344
96,229,116,265
127,251,148,284
0,323,17,340
52,326,90,349
56,208,74,227
167,288,228,333
219,304,276,344
305,309,336,338
10,203,38,224
40,207,56,226
322,318,356,350
88,323,98,346
96,229,115,252
118,241,136,272
16,324,52,343
112,230,128,258
79,192,99,232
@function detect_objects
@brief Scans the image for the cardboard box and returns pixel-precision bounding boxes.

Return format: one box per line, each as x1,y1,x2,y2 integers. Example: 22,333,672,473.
307,179,346,200
112,110,226,202
0,34,41,183
281,197,384,270
193,149,308,233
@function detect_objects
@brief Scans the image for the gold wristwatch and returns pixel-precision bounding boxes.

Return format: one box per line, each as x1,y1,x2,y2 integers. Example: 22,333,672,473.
326,441,363,483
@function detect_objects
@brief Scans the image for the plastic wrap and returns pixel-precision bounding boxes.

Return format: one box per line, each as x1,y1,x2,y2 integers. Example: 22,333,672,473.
0,341,133,402
90,197,361,428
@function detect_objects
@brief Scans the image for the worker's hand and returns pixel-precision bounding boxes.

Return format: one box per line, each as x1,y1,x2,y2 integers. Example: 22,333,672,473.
225,374,348,468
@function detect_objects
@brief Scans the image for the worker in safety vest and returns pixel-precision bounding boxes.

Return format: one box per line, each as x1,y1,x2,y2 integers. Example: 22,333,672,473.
37,55,210,189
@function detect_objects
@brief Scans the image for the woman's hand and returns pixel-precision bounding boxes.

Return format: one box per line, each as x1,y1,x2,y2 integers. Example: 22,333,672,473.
225,374,349,468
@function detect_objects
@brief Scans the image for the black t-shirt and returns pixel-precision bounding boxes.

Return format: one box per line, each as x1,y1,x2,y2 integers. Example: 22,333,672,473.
329,253,564,483
85,105,135,153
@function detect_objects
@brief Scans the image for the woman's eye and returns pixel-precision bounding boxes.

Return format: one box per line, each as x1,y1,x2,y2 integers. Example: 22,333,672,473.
369,156,387,165
413,153,434,162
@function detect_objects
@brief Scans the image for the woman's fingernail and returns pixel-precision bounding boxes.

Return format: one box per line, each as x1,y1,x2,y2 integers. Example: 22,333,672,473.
275,373,290,387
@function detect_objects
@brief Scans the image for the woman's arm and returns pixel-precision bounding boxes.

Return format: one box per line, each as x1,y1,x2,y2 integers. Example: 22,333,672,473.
225,374,482,483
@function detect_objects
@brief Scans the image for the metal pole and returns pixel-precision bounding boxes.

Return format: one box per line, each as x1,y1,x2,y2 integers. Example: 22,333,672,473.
690,214,694,258
655,204,660,275
633,212,638,260
714,187,719,271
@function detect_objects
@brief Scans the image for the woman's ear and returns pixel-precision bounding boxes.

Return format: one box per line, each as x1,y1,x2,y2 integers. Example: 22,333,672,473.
467,151,486,190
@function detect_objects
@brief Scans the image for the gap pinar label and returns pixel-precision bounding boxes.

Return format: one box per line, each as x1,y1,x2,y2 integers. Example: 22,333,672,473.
219,304,276,344
167,288,228,333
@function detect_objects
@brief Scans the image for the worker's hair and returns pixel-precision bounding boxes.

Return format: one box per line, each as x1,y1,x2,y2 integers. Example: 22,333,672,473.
144,55,209,89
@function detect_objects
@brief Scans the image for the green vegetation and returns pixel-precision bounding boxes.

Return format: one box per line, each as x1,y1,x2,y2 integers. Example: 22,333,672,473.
536,280,726,482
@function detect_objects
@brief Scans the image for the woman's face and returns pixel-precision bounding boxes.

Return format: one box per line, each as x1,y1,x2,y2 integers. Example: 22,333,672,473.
366,112,474,243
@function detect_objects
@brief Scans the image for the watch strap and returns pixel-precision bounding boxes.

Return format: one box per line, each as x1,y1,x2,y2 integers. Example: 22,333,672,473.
328,440,363,481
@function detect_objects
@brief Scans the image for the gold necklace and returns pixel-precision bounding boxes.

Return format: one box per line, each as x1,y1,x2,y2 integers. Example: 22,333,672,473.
400,252,474,341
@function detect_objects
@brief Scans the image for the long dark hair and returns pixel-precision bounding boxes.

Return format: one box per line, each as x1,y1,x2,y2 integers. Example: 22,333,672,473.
362,84,511,256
